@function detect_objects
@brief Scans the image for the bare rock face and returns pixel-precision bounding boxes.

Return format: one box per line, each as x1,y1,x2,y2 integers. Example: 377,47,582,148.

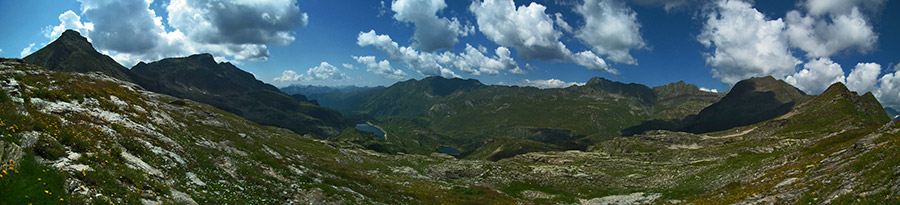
0,141,24,169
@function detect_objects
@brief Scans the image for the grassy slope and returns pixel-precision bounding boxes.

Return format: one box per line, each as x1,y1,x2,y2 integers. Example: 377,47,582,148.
0,59,521,204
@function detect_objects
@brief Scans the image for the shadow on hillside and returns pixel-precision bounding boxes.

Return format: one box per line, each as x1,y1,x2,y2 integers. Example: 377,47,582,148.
621,89,796,136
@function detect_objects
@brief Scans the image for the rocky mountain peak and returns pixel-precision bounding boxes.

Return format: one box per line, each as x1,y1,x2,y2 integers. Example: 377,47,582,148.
23,29,132,81
679,76,810,133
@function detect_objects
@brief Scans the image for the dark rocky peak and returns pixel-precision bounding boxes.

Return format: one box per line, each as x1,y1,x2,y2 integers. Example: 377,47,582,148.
23,29,132,81
732,76,806,97
679,76,810,133
131,53,277,93
724,76,808,105
58,29,88,42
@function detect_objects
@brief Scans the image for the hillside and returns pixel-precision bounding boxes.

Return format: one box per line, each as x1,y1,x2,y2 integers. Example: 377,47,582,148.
26,30,351,138
23,30,132,81
3,58,898,203
682,76,810,133
316,76,724,160
0,58,523,204
624,76,811,135
130,54,350,137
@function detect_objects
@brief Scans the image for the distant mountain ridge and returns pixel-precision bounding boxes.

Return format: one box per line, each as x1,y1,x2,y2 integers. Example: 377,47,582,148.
886,107,900,120
281,84,384,96
316,75,726,159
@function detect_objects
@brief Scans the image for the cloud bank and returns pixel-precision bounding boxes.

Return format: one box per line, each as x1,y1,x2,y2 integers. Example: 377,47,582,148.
43,0,308,67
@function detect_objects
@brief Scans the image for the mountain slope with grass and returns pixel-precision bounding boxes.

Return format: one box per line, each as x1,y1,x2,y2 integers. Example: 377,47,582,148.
2,58,897,204
0,58,522,204
130,54,351,137
406,81,896,203
25,30,351,138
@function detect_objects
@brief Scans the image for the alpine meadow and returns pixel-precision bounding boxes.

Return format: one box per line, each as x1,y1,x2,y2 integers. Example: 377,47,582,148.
2,0,900,204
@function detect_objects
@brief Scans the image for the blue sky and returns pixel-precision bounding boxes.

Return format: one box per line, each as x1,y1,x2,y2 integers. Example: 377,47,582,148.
1,0,900,108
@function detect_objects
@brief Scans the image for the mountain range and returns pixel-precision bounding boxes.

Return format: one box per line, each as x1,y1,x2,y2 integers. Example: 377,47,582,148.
24,30,349,137
1,29,898,204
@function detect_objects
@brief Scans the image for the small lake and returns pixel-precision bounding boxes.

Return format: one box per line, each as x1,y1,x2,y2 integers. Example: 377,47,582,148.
355,123,386,140
438,146,461,156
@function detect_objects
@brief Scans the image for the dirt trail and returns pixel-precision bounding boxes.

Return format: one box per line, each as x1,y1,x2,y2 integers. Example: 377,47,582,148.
704,127,757,139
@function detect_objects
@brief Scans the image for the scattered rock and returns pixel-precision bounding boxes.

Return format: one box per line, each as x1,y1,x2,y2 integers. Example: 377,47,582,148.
186,172,207,186
170,189,197,205
120,150,163,177
0,141,24,168
521,190,556,200
775,178,799,188
580,192,661,205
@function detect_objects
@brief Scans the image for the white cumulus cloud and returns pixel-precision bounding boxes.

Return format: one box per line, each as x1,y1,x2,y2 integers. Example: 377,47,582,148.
273,70,304,82
273,62,346,82
469,0,571,61
20,43,37,58
846,62,881,93
876,70,900,109
699,87,719,93
437,44,523,75
43,10,93,40
167,0,307,46
357,30,526,78
306,62,346,80
468,0,621,73
784,8,877,58
353,55,408,80
391,0,472,51
697,0,801,85
572,51,616,74
784,58,846,95
625,0,695,12
41,0,308,67
575,0,647,65
803,0,885,16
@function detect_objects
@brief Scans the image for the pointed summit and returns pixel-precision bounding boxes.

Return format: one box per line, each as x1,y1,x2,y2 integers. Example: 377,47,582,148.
790,82,891,127
23,29,132,81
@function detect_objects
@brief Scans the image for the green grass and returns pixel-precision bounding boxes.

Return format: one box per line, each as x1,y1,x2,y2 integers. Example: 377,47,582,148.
0,154,73,204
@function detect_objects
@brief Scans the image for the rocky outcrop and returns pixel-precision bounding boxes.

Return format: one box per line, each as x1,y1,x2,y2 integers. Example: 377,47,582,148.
0,141,24,169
